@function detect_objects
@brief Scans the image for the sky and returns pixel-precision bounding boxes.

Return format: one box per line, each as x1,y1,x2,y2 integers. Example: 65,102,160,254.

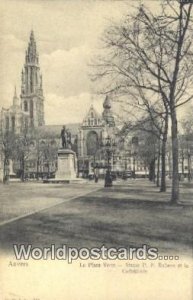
0,0,191,125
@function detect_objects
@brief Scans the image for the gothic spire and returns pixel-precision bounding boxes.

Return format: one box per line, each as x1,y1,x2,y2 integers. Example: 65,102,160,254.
30,29,35,41
26,30,38,64
13,86,19,106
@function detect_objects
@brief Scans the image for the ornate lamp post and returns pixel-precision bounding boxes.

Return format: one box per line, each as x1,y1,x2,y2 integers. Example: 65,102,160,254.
186,136,193,182
187,146,193,182
102,135,116,187
133,151,137,179
131,136,138,179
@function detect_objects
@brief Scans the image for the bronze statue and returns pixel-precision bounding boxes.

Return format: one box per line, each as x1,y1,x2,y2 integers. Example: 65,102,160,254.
61,126,72,149
61,125,67,148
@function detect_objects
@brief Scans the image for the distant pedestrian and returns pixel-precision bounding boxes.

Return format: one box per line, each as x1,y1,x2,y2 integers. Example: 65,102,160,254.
94,174,98,183
94,168,99,183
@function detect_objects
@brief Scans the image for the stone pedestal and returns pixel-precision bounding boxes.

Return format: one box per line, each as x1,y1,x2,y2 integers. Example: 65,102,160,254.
55,148,77,180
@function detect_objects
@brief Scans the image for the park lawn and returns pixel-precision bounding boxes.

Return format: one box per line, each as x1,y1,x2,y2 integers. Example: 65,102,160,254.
0,179,192,257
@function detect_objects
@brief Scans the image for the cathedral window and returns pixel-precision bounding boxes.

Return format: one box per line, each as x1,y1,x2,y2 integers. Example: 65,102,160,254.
36,72,38,85
30,67,33,93
30,99,33,118
5,117,9,130
24,118,28,130
86,131,99,156
24,101,28,112
11,116,15,132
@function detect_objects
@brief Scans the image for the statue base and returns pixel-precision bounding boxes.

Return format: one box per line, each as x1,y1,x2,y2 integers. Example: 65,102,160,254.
43,148,79,183
43,148,85,184
55,148,77,180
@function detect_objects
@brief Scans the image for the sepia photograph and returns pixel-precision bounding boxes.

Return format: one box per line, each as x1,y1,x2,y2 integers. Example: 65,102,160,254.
0,0,192,299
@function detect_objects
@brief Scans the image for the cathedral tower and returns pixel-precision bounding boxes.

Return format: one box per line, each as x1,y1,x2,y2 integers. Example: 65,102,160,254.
20,30,45,127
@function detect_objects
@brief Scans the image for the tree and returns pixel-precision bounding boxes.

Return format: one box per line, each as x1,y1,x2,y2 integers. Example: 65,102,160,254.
135,120,161,185
15,130,31,181
91,1,193,203
1,131,16,183
133,111,168,191
181,109,193,181
40,140,57,178
120,115,162,185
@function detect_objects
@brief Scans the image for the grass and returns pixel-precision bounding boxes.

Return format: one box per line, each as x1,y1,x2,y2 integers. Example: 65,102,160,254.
0,179,192,257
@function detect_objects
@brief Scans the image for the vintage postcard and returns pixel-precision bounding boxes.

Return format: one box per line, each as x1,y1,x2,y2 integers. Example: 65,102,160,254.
0,0,192,299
